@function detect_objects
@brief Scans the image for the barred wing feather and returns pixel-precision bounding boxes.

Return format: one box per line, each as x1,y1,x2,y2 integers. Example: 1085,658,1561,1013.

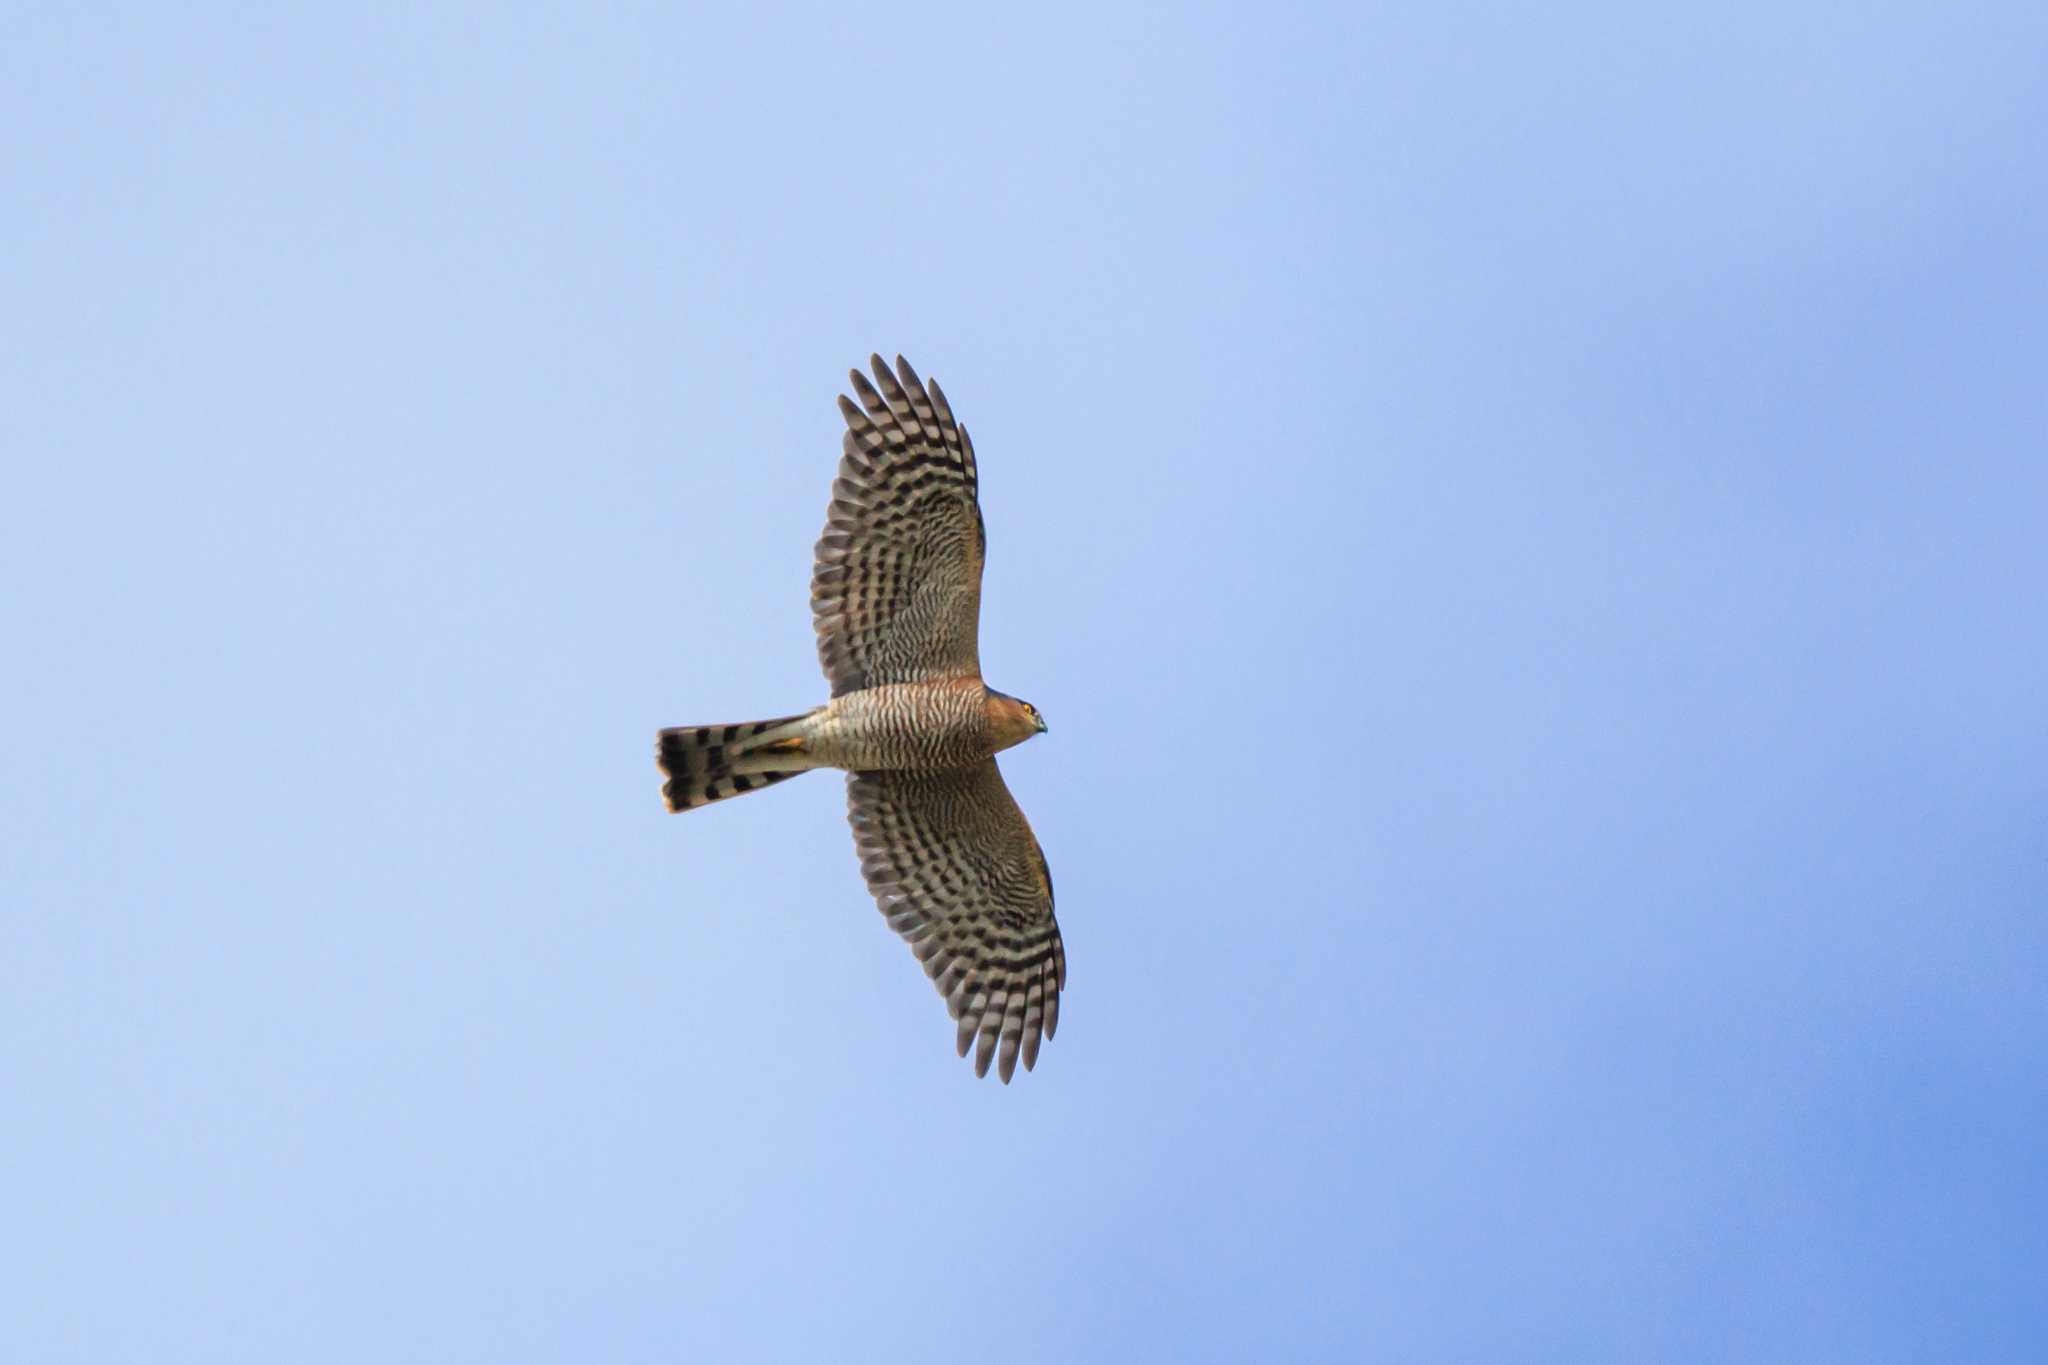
846,762,1064,1082
811,354,986,696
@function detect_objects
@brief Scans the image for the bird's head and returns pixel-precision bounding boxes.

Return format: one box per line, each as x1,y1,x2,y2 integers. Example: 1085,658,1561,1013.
985,689,1049,751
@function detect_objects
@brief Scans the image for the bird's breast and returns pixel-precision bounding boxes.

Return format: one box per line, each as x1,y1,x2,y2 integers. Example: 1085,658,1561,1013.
810,680,991,771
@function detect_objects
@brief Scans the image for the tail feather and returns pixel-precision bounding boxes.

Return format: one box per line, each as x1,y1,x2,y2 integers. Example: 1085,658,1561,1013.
656,711,819,812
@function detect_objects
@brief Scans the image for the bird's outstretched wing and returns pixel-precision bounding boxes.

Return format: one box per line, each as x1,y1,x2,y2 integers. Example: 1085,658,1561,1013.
846,761,1064,1082
811,355,986,696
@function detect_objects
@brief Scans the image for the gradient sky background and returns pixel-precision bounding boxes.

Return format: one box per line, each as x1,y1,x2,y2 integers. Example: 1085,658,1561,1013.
5,4,2045,1361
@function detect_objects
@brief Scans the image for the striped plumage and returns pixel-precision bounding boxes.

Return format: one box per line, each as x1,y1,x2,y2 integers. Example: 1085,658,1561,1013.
813,358,985,696
656,714,814,811
848,764,1064,1081
656,355,1063,1083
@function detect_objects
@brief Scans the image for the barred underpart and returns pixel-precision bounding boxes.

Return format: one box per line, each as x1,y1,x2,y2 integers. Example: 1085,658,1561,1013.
806,680,993,772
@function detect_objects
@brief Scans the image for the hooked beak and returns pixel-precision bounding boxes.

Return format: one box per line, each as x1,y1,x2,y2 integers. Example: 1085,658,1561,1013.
1035,715,1049,735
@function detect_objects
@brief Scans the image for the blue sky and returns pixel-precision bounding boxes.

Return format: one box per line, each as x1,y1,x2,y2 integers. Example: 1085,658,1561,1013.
4,3,2044,1360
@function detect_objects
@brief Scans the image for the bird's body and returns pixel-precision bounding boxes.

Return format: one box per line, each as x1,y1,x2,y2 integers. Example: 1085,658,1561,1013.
656,355,1063,1083
810,680,1031,771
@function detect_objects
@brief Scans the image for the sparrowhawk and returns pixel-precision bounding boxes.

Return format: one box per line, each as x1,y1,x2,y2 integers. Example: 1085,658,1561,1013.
656,355,1063,1083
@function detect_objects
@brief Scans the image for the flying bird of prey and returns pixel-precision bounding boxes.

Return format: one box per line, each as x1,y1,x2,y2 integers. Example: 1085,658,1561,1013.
657,355,1063,1082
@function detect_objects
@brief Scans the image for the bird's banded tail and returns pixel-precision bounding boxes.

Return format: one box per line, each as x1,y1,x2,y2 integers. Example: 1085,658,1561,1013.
657,711,820,812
